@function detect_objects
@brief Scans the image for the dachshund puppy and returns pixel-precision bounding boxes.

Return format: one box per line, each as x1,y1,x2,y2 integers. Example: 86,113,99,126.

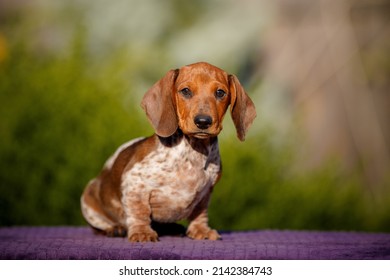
81,62,256,242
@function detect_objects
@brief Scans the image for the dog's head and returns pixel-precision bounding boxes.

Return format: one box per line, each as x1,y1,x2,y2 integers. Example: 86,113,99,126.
141,62,256,141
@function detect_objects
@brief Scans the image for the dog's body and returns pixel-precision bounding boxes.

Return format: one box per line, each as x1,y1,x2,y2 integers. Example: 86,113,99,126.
81,62,256,242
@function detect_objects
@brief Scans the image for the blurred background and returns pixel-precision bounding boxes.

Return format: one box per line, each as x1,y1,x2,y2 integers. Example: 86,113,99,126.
0,0,389,232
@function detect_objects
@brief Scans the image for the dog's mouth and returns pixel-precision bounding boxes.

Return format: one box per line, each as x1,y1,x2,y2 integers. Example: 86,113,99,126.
189,131,219,139
180,124,221,139
192,132,211,139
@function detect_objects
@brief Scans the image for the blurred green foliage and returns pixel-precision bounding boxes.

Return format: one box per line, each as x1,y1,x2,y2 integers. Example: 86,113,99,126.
211,133,390,232
0,34,151,225
0,1,389,232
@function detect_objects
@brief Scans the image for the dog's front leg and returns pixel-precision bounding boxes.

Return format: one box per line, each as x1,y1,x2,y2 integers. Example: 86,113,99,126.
123,189,158,242
187,190,221,240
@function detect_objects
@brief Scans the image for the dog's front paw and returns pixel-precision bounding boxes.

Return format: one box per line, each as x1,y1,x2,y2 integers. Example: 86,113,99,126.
128,225,158,242
187,224,221,240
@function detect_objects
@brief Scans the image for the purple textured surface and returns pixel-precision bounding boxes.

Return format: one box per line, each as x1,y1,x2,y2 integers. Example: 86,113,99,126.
0,227,389,260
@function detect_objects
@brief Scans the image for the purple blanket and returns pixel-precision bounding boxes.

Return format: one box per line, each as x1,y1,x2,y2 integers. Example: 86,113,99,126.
0,227,389,260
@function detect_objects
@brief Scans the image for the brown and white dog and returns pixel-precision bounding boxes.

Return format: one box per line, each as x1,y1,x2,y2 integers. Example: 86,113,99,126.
81,62,256,242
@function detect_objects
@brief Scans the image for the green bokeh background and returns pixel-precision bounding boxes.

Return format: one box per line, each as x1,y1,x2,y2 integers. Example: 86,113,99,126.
1,0,389,231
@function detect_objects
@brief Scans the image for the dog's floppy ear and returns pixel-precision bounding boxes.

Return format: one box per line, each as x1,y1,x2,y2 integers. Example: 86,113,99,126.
141,69,179,137
229,74,257,141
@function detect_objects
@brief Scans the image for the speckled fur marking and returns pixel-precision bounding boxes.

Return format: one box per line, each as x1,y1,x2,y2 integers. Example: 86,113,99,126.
122,135,220,227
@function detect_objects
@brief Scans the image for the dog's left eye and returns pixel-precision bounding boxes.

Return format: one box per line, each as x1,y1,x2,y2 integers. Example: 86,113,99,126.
180,88,193,98
215,89,226,99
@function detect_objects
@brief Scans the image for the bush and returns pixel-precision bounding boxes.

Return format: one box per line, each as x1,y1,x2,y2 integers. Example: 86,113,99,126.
209,130,390,232
0,38,150,225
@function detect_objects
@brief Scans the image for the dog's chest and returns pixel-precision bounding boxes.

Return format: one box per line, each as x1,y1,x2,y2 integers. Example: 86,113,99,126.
121,137,221,222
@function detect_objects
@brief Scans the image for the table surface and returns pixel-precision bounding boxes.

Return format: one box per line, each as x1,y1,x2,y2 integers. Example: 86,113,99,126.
1,226,389,260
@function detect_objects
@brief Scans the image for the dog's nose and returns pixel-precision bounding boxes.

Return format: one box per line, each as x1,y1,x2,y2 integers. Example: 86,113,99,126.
194,115,213,129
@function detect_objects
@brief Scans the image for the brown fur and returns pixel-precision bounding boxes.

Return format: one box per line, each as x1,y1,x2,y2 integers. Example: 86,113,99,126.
81,62,256,242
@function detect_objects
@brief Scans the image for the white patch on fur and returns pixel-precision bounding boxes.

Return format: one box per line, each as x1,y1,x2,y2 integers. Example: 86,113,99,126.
121,137,220,227
110,198,122,211
81,179,113,230
103,137,145,170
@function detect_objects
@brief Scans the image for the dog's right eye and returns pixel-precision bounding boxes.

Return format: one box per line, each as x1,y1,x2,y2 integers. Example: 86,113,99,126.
179,88,193,98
